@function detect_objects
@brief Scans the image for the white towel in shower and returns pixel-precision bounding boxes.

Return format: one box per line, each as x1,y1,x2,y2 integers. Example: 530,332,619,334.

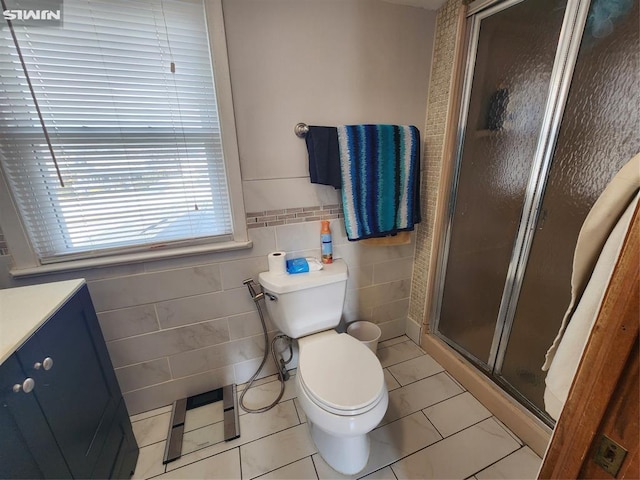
542,152,640,420
543,191,638,420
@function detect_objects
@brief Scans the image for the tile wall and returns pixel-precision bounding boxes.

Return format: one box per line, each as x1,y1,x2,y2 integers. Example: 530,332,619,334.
104,219,415,414
0,218,415,415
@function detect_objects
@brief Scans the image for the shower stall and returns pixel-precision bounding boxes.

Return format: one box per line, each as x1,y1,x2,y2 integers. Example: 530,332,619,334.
431,0,639,424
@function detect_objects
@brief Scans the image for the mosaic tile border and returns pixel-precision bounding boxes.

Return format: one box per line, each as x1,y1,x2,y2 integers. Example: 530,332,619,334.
409,0,462,326
246,204,344,229
0,230,8,256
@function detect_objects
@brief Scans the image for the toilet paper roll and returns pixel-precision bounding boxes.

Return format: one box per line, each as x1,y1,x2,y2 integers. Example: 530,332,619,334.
267,251,287,274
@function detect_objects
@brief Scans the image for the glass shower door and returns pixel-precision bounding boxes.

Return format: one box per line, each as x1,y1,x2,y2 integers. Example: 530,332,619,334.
435,0,640,422
436,0,568,366
496,0,640,413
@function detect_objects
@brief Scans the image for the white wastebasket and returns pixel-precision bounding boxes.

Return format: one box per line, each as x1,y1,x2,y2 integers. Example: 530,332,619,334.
347,321,382,353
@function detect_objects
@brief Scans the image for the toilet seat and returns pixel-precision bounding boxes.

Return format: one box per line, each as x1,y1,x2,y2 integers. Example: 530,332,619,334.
298,332,385,416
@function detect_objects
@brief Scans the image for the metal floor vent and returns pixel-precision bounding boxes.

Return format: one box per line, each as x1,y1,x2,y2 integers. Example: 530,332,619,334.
163,384,240,464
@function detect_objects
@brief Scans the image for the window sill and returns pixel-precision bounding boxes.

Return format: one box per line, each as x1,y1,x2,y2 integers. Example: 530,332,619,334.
9,239,253,278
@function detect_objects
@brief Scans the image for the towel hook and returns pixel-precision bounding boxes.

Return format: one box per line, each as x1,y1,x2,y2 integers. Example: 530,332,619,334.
294,123,309,138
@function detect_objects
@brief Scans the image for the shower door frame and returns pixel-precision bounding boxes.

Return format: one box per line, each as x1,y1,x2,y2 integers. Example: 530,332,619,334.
429,0,592,422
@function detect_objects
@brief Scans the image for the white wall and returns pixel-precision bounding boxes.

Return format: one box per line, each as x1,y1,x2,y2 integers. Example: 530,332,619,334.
224,0,435,211
0,0,436,415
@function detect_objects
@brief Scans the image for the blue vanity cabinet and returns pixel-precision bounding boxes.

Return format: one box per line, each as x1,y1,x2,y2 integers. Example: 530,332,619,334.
0,355,72,479
0,283,139,478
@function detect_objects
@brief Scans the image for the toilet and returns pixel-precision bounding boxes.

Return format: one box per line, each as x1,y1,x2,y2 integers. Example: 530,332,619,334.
258,259,388,475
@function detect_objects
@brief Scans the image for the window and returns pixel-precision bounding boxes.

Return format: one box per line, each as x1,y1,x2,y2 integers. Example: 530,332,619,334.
0,0,247,271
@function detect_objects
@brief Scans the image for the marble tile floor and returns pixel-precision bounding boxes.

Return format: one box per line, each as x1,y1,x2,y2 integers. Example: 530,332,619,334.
129,336,543,480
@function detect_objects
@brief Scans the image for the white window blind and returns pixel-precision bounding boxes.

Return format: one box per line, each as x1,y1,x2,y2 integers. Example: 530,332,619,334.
0,0,233,263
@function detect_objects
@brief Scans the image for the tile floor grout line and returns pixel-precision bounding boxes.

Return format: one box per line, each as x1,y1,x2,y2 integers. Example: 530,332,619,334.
187,398,298,437
419,409,445,439
177,434,227,458
469,444,526,479
388,419,490,478
135,437,169,449
425,415,502,441
235,421,309,450
378,355,430,368
292,398,303,424
443,370,466,391
139,402,310,477
376,335,411,349
163,403,303,473
237,372,297,399
418,389,467,411
386,368,449,389
237,372,284,393
310,454,321,480
372,433,446,478
359,464,401,480
389,464,397,478
491,416,525,446
377,339,418,353
163,440,238,474
239,388,297,417
251,455,316,480
385,366,403,385
375,389,466,430
183,416,224,434
390,464,400,480
131,408,173,424
376,398,453,432
381,415,522,477
378,341,423,357
143,460,169,480
379,356,427,369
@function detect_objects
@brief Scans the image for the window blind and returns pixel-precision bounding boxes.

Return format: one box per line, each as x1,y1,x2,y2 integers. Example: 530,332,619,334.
0,0,233,262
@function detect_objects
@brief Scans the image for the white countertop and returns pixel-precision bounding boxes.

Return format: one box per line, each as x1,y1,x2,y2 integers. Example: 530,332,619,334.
0,279,86,364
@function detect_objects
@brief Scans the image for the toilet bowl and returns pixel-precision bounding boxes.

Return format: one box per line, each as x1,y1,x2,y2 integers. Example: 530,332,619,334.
295,330,388,474
258,259,388,475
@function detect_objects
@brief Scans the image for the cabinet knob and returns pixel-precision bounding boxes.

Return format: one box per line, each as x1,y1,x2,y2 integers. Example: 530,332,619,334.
12,378,35,394
34,357,54,371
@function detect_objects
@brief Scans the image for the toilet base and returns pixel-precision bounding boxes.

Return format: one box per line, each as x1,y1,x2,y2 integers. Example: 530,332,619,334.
308,421,370,475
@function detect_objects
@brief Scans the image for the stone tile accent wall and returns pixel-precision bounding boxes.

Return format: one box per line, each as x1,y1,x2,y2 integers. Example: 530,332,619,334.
409,0,463,329
246,204,343,229
0,226,7,256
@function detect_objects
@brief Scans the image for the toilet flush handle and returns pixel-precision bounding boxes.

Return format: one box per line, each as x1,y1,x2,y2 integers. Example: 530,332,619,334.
265,292,278,301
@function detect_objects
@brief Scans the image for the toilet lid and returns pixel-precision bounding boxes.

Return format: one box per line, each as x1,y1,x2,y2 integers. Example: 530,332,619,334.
298,333,385,415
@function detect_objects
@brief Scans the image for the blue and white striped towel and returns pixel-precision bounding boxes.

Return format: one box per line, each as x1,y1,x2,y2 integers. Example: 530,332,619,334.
337,124,421,241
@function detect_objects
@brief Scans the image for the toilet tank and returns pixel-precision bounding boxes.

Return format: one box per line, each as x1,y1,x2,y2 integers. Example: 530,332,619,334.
258,259,348,338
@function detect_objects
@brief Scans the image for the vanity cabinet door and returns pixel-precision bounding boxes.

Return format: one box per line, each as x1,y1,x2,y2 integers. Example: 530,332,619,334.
92,400,139,479
15,285,136,479
0,354,71,479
